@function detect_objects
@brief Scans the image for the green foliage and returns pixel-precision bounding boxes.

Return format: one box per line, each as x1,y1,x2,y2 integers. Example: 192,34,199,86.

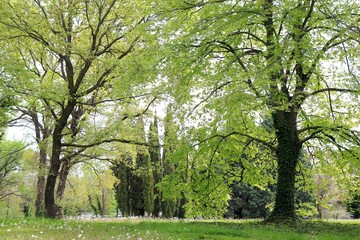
112,161,132,216
112,147,155,217
0,0,162,218
0,0,359,222
346,194,360,219
0,97,15,139
226,182,274,219
296,202,318,219
148,117,162,217
159,109,278,218
142,152,155,216
157,0,360,222
88,194,102,217
59,163,118,217
0,140,26,200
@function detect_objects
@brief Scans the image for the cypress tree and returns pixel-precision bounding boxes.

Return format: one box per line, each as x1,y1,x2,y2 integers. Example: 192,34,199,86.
148,116,163,216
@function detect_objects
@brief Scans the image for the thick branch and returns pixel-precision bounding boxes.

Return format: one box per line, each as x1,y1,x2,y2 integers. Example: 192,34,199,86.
309,87,357,96
121,97,157,121
61,138,149,148
188,81,232,116
301,0,316,31
195,131,275,151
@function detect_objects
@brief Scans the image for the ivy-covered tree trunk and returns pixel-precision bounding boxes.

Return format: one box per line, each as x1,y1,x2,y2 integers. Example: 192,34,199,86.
267,110,301,222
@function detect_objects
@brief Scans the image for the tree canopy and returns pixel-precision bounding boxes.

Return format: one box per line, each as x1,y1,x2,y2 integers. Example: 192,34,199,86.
0,0,160,218
157,0,360,222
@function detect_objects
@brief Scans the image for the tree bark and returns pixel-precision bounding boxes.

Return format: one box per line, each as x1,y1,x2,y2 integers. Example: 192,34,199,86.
35,148,47,217
30,109,51,218
101,188,106,216
45,101,76,218
56,159,71,201
267,110,301,222
44,128,63,218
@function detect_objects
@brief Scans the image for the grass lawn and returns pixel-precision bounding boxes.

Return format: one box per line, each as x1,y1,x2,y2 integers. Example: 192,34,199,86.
0,218,360,240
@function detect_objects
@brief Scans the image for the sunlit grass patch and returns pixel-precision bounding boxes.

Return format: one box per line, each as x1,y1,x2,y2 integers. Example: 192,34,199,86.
1,218,360,239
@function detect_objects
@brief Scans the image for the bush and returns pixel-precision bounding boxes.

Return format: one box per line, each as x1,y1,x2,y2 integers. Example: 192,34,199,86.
225,182,273,219
346,195,360,219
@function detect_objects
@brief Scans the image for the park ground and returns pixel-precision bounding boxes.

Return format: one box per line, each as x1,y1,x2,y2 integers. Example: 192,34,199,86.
0,218,360,240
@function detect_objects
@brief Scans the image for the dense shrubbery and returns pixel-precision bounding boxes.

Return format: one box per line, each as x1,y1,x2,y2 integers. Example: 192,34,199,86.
225,182,273,219
346,195,360,219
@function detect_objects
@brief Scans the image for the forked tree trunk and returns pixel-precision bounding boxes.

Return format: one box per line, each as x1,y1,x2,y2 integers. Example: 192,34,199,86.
267,110,302,222
44,101,76,218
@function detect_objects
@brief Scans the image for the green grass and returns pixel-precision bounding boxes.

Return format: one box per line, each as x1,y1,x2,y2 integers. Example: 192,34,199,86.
0,218,360,240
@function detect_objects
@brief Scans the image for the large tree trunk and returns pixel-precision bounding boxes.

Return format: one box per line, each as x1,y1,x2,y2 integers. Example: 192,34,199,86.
267,110,302,222
30,110,51,218
44,128,63,218
44,100,76,218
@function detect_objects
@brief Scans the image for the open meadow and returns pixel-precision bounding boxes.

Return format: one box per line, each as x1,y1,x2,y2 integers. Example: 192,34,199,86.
0,218,360,240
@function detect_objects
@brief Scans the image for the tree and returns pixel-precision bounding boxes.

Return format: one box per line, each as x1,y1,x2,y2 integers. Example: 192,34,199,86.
148,116,163,216
11,103,53,217
113,148,156,217
160,0,360,222
141,150,155,216
347,193,360,219
113,160,133,216
0,0,158,218
111,113,181,218
111,117,154,217
0,141,26,200
60,162,118,217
